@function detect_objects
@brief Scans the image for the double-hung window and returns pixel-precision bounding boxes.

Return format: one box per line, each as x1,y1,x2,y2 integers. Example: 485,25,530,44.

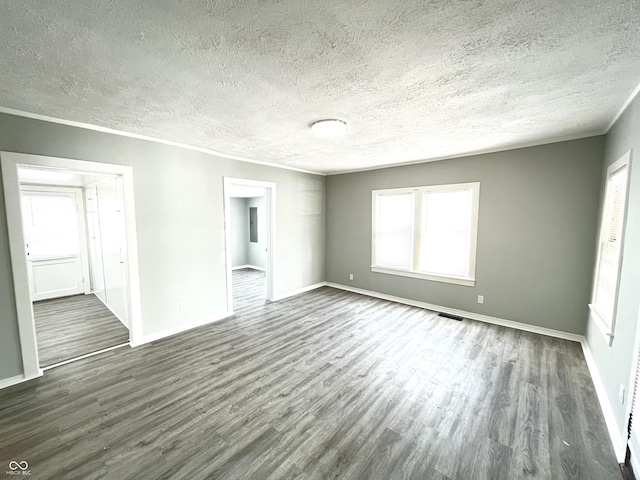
589,152,630,343
371,182,480,286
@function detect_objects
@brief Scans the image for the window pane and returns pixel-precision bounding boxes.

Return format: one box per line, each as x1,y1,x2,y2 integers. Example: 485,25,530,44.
22,193,80,259
375,193,414,270
593,165,628,323
419,189,472,277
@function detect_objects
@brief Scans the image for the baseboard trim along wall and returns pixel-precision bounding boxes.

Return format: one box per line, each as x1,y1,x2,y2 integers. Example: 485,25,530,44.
580,339,626,462
135,311,233,345
324,281,623,462
324,282,583,342
0,372,43,390
272,282,326,301
232,265,266,272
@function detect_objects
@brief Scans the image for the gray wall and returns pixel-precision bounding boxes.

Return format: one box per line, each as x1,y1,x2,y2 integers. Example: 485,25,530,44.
247,196,266,269
0,112,326,381
586,94,640,446
326,136,605,334
230,197,249,267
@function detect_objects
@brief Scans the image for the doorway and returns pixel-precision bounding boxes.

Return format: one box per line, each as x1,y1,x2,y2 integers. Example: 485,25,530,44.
223,177,276,313
1,152,142,381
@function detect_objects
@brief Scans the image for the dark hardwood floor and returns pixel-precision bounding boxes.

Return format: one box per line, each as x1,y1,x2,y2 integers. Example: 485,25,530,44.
0,270,621,479
33,293,130,367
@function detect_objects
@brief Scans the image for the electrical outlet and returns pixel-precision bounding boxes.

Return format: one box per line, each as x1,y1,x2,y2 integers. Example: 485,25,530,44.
349,273,354,280
477,295,484,304
619,385,625,404
179,300,187,312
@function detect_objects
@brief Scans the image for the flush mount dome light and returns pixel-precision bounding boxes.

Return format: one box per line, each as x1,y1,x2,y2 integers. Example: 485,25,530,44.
310,119,348,136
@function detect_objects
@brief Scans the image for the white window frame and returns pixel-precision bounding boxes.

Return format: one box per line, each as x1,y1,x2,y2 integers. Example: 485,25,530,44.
589,151,631,345
371,182,480,286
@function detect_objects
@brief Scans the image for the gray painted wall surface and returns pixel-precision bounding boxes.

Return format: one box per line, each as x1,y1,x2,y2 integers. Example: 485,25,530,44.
230,197,249,267
586,95,640,446
0,112,326,381
247,196,266,269
326,137,605,334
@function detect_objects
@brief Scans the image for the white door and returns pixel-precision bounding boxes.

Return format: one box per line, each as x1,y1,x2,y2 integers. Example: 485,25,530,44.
97,178,129,325
21,189,88,301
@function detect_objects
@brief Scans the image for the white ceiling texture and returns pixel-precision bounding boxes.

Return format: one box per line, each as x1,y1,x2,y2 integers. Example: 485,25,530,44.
1,1,640,174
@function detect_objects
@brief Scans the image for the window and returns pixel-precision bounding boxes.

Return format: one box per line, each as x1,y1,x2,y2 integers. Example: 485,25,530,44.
21,192,80,260
589,153,630,343
371,182,480,286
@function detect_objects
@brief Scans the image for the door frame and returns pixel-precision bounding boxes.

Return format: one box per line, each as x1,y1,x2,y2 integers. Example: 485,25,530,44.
1,152,143,381
223,177,276,312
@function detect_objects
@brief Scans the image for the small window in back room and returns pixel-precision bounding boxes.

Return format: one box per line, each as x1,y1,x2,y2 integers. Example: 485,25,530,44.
249,206,258,243
589,152,631,343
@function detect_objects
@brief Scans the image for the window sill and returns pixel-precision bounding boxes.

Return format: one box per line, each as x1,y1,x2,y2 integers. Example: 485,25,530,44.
371,266,475,286
588,304,614,346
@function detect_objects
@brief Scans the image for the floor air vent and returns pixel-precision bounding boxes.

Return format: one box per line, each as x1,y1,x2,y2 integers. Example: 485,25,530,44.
438,312,464,321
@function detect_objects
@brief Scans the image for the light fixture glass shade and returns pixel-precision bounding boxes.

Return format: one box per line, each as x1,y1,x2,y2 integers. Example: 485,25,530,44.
310,119,348,136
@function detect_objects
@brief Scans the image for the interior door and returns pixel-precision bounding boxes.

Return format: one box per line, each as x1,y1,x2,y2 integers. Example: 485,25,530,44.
21,189,86,301
85,185,106,303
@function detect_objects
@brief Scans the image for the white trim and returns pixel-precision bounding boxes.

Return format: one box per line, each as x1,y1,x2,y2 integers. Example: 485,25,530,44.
136,311,233,345
324,282,583,342
232,264,266,272
607,77,640,132
0,152,144,378
581,338,626,461
41,343,129,371
371,266,475,287
272,282,326,301
224,177,277,310
630,442,640,478
0,374,31,390
589,151,632,344
0,106,324,176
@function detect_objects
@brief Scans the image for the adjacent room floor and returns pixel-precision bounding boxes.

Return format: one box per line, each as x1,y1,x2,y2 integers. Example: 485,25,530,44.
33,293,130,367
0,274,621,479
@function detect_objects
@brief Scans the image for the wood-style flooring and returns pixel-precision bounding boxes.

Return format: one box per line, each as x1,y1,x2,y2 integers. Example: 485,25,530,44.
0,270,621,479
34,294,130,367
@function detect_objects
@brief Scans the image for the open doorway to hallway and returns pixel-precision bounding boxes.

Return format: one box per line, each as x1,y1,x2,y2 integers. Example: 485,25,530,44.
224,178,276,314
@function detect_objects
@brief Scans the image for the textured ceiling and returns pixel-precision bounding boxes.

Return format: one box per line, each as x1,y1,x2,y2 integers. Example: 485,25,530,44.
1,1,640,174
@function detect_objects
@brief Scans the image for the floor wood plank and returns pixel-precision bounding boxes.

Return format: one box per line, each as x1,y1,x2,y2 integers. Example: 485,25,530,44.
33,294,130,367
0,269,621,479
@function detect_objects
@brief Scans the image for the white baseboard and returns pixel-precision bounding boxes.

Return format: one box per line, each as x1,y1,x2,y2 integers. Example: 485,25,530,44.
630,441,640,476
136,311,233,345
0,371,42,390
0,374,26,389
324,282,583,342
581,338,626,461
272,282,326,301
42,343,130,371
232,265,266,272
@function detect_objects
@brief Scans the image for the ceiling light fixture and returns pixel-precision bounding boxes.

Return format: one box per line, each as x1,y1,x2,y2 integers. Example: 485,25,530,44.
310,119,348,136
